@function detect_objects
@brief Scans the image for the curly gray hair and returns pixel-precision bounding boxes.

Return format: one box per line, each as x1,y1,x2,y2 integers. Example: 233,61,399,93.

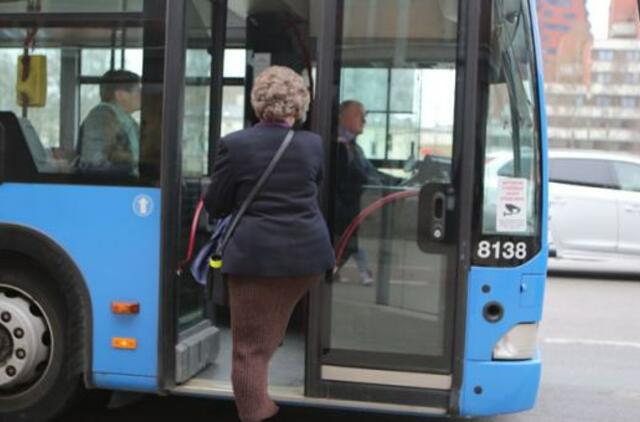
251,66,310,122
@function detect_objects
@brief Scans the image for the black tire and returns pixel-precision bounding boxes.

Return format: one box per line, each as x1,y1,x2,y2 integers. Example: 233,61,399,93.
0,266,83,422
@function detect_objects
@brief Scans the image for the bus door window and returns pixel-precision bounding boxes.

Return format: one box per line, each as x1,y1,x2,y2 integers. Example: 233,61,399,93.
175,2,253,333
326,0,460,373
174,0,215,332
221,50,246,137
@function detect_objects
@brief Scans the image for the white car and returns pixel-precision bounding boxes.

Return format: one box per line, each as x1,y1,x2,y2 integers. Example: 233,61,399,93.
548,150,640,275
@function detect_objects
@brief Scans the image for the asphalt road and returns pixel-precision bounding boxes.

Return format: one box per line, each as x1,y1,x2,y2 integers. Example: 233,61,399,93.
57,275,640,422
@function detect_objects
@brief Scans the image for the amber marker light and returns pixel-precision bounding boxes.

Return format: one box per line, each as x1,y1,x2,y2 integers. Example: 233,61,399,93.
112,338,138,350
111,301,140,315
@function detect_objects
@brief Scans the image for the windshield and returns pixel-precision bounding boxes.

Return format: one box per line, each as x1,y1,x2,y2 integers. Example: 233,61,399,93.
477,0,541,263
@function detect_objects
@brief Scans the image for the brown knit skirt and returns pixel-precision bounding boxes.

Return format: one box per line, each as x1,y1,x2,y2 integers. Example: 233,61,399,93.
228,274,321,422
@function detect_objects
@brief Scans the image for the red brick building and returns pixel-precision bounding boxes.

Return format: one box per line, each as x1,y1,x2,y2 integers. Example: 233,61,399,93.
544,0,640,152
609,0,640,38
537,0,592,83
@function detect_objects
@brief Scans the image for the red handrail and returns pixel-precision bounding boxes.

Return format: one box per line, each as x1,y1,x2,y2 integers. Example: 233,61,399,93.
180,189,419,275
177,198,205,274
334,189,419,271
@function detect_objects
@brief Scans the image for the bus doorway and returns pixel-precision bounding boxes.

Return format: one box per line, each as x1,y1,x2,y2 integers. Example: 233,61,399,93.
306,0,472,411
167,0,322,396
167,0,474,413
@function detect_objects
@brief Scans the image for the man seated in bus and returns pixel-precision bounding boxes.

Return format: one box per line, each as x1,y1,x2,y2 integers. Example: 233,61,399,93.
76,69,141,176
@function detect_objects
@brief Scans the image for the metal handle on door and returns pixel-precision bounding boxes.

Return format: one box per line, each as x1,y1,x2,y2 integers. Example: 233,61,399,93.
431,192,446,241
417,183,454,253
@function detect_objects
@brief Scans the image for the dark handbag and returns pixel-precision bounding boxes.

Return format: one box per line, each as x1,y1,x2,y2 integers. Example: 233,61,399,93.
190,216,231,305
190,129,295,305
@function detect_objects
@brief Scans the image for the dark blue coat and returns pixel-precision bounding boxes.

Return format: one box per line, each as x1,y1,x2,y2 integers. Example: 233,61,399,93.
204,123,335,277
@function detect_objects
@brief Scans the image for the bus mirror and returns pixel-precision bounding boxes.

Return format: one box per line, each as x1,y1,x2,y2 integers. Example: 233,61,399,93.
16,55,47,108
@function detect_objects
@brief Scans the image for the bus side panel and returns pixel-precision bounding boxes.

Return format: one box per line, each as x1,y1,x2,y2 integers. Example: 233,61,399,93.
460,0,549,416
93,372,158,392
0,184,161,391
460,359,541,416
464,261,546,362
459,257,545,416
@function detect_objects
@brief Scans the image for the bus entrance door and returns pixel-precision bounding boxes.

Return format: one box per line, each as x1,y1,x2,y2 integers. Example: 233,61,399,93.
309,0,472,412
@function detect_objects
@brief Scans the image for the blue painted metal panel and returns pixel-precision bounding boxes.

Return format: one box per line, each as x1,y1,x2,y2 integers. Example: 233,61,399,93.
459,0,549,416
0,183,161,390
460,359,541,416
459,253,547,416
460,248,547,415
463,255,547,362
93,372,158,393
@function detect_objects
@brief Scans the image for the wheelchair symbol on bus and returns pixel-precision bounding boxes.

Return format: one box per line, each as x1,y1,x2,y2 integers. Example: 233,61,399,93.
133,194,154,217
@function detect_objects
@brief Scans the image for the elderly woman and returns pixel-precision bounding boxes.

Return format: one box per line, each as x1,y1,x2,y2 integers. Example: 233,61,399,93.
204,66,335,422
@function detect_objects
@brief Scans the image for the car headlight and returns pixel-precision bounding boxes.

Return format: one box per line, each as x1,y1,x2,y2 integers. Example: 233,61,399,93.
493,323,538,360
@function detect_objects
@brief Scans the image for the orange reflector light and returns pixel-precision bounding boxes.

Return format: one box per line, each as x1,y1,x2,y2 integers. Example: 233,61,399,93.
111,301,140,314
112,337,137,350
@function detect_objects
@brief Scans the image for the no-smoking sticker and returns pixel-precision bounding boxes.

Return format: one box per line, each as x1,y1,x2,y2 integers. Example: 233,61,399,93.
497,177,528,233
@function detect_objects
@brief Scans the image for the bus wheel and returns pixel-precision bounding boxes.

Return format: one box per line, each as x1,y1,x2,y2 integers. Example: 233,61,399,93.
0,266,82,421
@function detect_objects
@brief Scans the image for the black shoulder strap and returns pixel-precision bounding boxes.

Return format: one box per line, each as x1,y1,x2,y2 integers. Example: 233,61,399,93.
215,129,295,256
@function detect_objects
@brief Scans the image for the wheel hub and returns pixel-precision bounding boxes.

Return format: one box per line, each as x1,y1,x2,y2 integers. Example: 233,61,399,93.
0,291,50,390
0,324,12,364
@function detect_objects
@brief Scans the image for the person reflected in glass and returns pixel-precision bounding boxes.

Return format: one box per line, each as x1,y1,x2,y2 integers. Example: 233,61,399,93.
204,66,334,422
77,69,141,176
334,100,377,285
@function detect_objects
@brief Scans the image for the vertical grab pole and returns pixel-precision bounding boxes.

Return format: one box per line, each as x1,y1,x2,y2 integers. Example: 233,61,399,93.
375,188,393,306
208,0,228,174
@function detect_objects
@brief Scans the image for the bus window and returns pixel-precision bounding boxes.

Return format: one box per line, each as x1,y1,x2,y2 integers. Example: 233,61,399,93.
0,20,165,184
80,48,144,123
0,49,61,168
221,49,247,137
221,85,245,137
479,0,541,241
180,48,246,177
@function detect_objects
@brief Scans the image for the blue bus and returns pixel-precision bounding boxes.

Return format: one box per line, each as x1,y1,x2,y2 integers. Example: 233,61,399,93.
0,0,547,420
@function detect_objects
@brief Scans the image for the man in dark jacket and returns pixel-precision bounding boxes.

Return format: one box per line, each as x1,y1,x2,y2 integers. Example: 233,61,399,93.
334,100,375,285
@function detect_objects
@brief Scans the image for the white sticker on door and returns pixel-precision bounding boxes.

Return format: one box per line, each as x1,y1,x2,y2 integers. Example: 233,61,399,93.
496,177,528,233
